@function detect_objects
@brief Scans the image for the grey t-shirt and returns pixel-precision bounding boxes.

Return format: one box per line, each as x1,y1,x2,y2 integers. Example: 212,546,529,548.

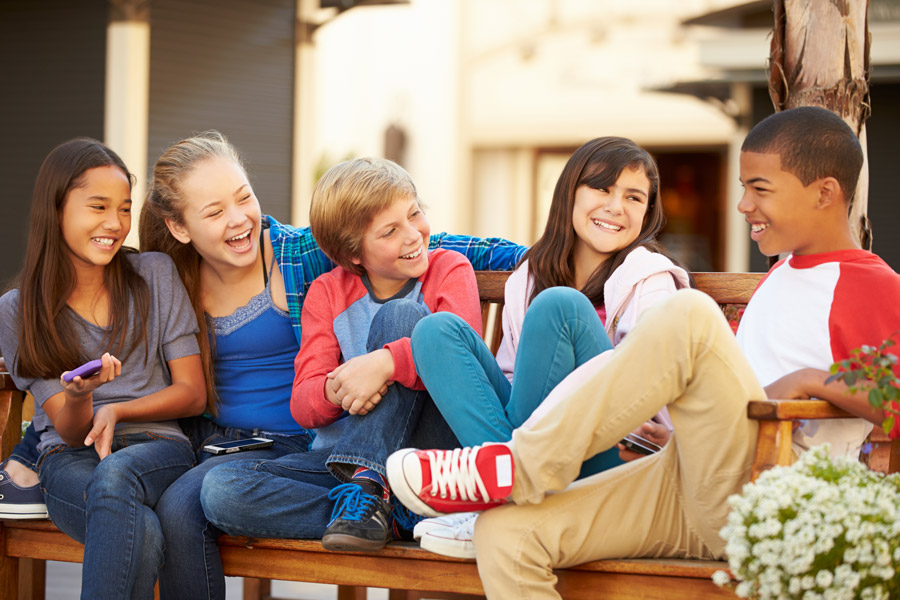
0,252,200,452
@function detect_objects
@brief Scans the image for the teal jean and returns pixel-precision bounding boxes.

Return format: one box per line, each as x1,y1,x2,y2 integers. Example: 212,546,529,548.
411,286,622,478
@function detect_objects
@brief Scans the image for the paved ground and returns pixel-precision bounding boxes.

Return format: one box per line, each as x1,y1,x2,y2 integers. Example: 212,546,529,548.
46,560,391,599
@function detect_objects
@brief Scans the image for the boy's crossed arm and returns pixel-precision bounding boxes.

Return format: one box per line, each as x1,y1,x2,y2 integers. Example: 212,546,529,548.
327,351,393,416
326,257,482,417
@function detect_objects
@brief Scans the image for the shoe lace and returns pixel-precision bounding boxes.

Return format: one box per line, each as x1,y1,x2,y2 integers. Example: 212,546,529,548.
426,447,490,502
327,483,379,524
391,498,424,532
429,512,478,529
457,514,477,538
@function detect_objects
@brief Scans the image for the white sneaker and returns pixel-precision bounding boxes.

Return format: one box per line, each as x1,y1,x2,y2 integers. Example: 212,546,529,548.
419,512,478,559
413,511,478,541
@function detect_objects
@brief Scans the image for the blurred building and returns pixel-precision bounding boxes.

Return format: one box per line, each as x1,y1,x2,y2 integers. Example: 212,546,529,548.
2,0,899,287
307,0,900,273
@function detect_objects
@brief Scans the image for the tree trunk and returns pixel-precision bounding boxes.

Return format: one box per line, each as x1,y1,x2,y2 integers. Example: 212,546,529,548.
768,0,872,249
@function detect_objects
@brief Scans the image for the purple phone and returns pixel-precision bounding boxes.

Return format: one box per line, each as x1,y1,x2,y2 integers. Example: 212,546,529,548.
62,359,103,383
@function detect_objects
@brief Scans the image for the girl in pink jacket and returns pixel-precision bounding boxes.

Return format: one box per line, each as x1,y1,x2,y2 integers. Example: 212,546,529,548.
409,137,690,557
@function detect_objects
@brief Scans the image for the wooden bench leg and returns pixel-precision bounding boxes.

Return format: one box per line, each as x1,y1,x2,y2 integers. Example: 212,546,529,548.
890,437,900,474
388,593,485,600
19,558,46,600
1,526,19,600
751,420,794,481
337,585,368,600
243,577,272,600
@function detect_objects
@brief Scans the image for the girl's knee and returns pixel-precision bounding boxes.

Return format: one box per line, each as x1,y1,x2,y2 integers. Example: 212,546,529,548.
198,464,244,522
530,286,592,319
411,311,467,352
87,452,139,493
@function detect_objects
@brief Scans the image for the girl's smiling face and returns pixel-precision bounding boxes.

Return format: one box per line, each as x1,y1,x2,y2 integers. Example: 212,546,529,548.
571,166,650,270
60,165,132,272
167,156,262,271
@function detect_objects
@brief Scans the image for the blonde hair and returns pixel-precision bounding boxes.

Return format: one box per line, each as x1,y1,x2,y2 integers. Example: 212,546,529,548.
310,157,419,274
139,130,246,414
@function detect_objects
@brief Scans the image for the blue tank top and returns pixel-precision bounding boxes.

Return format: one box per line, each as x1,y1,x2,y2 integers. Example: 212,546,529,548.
211,281,306,435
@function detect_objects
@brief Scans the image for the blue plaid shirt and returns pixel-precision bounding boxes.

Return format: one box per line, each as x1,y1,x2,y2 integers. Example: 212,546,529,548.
267,215,527,344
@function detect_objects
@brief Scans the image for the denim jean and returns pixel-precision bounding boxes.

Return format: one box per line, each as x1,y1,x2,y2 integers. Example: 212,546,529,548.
327,298,458,480
201,299,457,542
8,421,40,470
37,432,195,600
412,286,623,477
155,417,314,600
200,445,340,540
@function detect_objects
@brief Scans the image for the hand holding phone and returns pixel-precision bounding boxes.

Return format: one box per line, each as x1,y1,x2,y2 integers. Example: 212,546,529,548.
60,354,122,397
62,359,103,383
620,433,663,456
202,437,275,455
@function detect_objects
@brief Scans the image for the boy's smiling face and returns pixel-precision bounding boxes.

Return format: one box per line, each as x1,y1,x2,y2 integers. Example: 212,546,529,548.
738,151,831,257
353,194,430,299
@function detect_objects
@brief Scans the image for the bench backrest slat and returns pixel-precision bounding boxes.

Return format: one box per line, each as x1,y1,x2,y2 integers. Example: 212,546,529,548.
475,271,763,348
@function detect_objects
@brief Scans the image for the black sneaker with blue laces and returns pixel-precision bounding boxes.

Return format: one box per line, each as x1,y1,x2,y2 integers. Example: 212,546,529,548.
322,479,393,551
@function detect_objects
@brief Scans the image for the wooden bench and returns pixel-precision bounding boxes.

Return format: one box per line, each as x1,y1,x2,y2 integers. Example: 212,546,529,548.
2,271,898,600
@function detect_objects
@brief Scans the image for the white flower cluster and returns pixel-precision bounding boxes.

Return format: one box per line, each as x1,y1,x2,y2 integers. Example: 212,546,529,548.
714,445,900,600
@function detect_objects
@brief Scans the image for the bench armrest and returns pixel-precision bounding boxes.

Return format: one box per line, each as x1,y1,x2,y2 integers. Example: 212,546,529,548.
746,398,900,480
0,371,26,462
747,398,851,420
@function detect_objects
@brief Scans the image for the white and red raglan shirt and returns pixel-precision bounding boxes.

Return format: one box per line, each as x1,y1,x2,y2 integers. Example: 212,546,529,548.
736,249,900,458
290,248,481,448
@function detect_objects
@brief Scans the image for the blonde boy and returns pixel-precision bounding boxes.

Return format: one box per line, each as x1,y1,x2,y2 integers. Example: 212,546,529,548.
291,157,482,550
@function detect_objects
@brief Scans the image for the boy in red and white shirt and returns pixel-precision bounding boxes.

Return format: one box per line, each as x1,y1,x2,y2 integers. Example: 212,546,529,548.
386,107,900,599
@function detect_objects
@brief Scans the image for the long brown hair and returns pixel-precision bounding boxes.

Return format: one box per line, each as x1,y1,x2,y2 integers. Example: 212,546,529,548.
15,138,149,378
526,137,672,307
140,131,245,413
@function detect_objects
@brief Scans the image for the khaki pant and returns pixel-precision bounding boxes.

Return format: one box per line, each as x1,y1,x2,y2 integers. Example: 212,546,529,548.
474,289,764,599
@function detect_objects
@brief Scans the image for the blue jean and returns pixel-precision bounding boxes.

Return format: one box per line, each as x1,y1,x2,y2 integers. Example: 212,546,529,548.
412,286,623,477
201,299,457,541
327,299,458,480
8,421,40,470
155,417,314,600
37,432,195,600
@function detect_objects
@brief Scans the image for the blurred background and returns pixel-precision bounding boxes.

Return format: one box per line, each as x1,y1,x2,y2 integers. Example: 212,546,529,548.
1,0,899,283
2,1,900,597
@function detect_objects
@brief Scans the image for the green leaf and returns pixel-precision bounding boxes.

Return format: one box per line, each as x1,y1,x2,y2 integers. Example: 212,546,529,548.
870,388,885,409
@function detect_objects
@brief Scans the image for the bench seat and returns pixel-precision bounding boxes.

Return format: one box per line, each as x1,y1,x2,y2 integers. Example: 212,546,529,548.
2,271,897,600
2,519,735,599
